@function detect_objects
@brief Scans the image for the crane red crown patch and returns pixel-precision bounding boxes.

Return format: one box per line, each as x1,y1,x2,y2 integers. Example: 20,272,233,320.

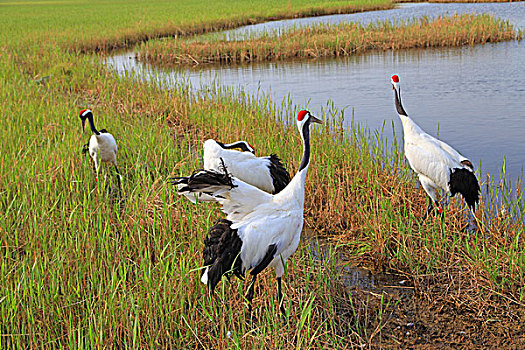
391,75,399,83
79,109,87,116
297,110,308,121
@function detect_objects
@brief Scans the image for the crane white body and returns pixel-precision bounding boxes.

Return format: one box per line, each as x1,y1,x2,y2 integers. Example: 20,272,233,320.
400,115,467,198
237,172,306,278
203,139,276,194
80,109,121,186
391,75,479,215
182,139,290,203
87,133,118,173
200,167,307,283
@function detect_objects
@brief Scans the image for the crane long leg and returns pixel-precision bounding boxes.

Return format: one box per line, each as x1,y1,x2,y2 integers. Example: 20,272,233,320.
245,275,257,313
422,197,444,222
94,158,100,183
439,202,445,223
422,197,434,220
276,277,286,317
114,165,122,193
465,207,480,234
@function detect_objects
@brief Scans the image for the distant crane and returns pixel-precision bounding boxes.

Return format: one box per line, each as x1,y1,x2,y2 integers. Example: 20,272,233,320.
391,75,480,219
172,110,321,315
80,109,121,189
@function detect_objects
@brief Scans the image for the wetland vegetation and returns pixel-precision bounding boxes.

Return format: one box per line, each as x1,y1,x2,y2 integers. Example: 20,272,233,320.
139,14,520,65
1,0,524,348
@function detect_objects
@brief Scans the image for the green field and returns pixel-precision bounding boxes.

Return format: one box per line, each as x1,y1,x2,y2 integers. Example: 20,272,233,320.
1,0,525,348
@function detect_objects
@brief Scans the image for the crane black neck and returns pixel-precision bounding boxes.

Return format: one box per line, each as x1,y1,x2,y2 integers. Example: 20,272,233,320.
394,87,408,117
298,120,312,172
86,113,100,136
217,141,252,153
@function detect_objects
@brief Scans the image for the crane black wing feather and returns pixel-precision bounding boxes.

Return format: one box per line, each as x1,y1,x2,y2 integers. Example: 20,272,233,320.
250,244,277,276
268,154,291,194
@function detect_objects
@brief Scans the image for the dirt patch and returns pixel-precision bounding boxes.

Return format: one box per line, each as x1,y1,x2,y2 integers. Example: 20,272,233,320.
309,236,525,348
370,280,525,348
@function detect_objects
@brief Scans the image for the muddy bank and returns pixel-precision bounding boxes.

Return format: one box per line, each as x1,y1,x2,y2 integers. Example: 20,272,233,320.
309,235,525,347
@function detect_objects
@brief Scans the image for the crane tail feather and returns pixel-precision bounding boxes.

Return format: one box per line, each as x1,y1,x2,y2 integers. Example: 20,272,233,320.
169,165,236,200
202,219,243,291
449,168,480,210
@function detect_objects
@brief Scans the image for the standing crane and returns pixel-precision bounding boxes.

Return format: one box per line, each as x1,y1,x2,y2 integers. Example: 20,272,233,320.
172,110,321,315
79,109,121,189
391,75,480,219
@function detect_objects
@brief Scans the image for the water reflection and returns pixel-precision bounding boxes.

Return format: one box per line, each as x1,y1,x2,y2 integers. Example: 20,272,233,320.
306,233,412,295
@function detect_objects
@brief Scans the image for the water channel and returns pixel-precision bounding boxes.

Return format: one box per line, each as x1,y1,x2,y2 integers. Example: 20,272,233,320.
106,2,525,185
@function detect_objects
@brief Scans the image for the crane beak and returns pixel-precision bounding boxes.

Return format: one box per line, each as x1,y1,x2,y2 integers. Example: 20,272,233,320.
81,118,86,132
310,115,322,124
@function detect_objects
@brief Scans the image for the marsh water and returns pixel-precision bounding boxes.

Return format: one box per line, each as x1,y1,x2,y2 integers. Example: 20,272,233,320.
306,234,412,295
106,2,525,183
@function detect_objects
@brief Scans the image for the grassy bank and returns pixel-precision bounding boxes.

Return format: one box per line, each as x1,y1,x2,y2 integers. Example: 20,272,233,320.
402,0,523,3
139,14,520,65
0,0,393,53
1,0,525,348
0,49,393,348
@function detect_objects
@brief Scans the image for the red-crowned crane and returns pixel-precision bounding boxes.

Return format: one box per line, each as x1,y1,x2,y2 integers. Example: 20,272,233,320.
391,75,480,219
203,139,290,194
79,109,121,189
172,110,321,315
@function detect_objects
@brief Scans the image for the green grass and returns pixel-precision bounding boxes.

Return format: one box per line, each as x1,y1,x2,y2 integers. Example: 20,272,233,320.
0,0,393,52
400,0,523,3
1,0,524,347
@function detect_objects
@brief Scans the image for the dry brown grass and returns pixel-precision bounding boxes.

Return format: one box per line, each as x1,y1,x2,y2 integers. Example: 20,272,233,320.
139,14,520,66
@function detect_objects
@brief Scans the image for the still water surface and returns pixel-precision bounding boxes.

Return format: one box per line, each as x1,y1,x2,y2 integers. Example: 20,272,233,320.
219,2,525,40
106,2,525,182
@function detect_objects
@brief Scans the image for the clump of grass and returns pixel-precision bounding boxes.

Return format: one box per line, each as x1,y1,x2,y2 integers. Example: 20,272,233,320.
139,14,520,65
